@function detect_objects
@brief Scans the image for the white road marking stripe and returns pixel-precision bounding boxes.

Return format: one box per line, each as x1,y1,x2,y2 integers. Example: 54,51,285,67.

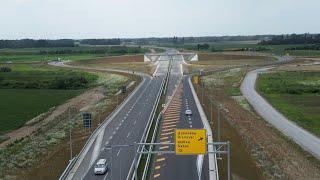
127,132,131,138
117,149,121,156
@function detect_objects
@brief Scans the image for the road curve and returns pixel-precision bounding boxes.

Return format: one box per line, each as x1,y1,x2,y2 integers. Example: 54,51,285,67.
240,68,320,160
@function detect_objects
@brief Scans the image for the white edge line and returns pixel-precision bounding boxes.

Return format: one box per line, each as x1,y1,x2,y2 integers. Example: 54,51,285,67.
188,77,218,180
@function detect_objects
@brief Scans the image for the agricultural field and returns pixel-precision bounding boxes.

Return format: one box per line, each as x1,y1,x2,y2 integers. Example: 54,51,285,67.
0,62,130,179
0,89,83,134
186,52,273,73
165,41,320,57
0,45,149,62
69,55,155,75
0,63,99,134
257,70,320,136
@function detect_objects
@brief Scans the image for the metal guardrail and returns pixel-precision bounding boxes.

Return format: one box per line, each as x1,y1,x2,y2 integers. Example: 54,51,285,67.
59,157,77,180
141,114,162,180
59,74,145,180
140,59,181,180
129,60,171,179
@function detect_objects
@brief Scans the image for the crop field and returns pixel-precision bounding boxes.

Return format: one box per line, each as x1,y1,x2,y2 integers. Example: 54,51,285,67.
0,64,98,89
0,46,149,62
257,71,320,136
69,55,154,74
0,63,100,134
0,89,83,134
186,53,272,73
165,41,320,57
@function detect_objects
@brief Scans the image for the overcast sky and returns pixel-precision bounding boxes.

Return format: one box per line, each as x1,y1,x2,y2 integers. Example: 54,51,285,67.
1,0,319,39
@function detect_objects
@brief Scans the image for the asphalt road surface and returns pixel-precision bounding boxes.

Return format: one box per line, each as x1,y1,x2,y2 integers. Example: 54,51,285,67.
150,54,209,180
63,53,170,180
241,68,320,160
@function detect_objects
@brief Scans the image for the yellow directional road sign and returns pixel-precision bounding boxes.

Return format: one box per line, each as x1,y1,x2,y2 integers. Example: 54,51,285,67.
175,129,206,155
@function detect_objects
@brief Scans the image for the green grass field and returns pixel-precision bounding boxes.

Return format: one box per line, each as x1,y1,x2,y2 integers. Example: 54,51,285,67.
257,71,320,136
162,41,320,57
0,46,149,62
0,89,83,134
0,64,98,89
0,63,100,134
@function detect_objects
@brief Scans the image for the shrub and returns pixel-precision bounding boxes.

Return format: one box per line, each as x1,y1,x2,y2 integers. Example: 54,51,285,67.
0,67,11,72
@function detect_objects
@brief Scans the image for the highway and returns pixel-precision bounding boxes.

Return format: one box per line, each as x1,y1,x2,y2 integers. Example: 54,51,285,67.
241,68,320,160
55,49,215,180
150,53,210,180
59,52,169,180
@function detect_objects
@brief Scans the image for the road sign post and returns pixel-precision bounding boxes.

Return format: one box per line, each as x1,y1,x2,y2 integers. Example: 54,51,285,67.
82,112,92,132
175,129,206,155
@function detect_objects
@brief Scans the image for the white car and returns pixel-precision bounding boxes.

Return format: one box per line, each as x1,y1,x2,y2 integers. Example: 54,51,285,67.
185,109,192,116
94,159,108,175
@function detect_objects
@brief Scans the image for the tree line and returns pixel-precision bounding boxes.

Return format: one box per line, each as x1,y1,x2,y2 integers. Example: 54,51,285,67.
0,39,75,49
80,39,121,45
259,33,320,45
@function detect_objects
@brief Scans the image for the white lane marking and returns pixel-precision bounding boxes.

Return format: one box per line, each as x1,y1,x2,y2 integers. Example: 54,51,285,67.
90,127,106,165
134,120,137,125
117,149,121,157
127,132,131,138
105,141,109,145
190,125,193,128
109,136,113,140
124,116,127,119
116,126,119,130
189,121,192,124
113,131,116,135
188,117,191,121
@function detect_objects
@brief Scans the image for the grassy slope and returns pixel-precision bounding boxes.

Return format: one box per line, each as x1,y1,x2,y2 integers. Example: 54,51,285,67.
0,89,83,134
257,71,320,136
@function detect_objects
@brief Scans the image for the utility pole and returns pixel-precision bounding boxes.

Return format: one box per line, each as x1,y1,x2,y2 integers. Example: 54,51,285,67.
201,78,204,105
69,107,73,160
210,98,213,123
117,94,119,106
217,104,221,142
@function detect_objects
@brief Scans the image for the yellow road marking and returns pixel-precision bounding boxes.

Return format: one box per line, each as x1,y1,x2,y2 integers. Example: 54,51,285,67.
154,174,160,178
161,140,171,144
156,158,165,162
162,128,175,132
165,112,179,116
162,124,176,129
162,121,177,126
161,131,174,136
159,146,169,150
167,107,181,110
160,136,169,140
165,110,180,114
155,166,161,170
163,119,179,123
164,116,180,120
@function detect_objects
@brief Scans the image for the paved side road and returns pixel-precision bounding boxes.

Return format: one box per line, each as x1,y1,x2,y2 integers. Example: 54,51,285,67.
241,68,320,160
